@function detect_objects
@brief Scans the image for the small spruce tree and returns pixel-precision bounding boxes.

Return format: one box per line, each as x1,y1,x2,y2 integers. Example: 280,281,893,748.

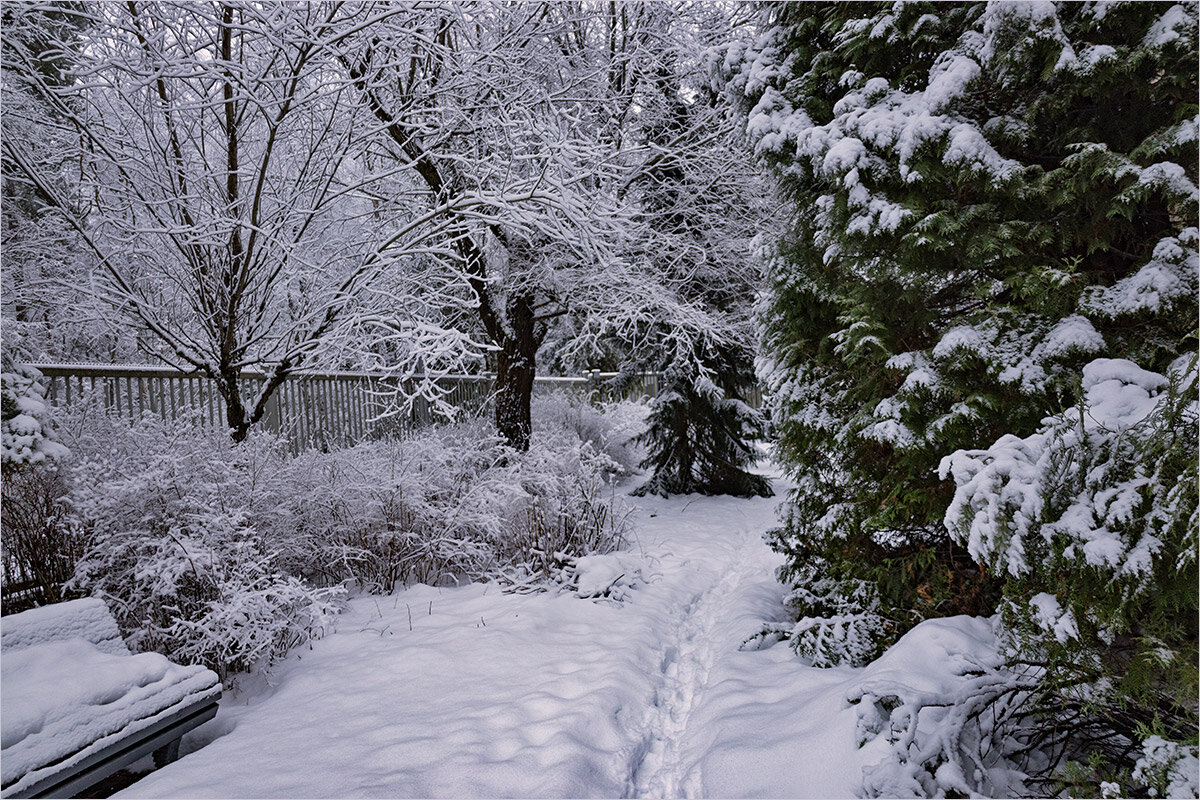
635,342,772,498
627,22,773,500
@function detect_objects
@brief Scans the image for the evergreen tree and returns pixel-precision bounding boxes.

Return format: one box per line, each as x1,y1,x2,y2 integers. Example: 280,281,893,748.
635,341,772,498
629,16,772,500
727,0,1196,656
727,0,1197,791
1,342,69,472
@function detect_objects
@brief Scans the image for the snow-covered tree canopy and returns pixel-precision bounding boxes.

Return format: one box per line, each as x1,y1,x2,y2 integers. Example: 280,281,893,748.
333,1,765,448
3,2,496,439
2,1,766,448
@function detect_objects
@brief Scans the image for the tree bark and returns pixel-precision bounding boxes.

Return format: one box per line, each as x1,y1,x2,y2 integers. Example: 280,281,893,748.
494,292,538,451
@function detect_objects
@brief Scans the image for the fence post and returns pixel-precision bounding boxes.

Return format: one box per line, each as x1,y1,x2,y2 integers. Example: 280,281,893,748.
262,382,282,436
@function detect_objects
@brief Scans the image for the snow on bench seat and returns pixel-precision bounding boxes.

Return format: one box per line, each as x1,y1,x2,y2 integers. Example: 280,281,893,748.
0,598,128,656
1,599,220,799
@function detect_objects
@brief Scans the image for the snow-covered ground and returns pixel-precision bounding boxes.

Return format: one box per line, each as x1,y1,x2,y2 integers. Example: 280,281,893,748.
115,463,890,799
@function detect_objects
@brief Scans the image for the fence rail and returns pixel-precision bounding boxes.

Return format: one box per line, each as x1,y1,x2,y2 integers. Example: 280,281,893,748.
24,363,669,450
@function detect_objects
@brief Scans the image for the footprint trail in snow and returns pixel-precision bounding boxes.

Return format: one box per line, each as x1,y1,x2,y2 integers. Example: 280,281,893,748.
624,536,761,798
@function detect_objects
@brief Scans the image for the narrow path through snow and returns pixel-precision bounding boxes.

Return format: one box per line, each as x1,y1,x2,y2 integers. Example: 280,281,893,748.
118,463,880,799
624,534,760,798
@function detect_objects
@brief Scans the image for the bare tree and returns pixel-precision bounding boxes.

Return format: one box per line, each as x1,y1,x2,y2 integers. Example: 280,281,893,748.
3,2,763,448
343,1,750,450
2,2,481,440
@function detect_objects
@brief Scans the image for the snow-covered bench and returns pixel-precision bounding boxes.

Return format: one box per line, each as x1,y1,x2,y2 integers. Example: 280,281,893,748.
1,598,221,798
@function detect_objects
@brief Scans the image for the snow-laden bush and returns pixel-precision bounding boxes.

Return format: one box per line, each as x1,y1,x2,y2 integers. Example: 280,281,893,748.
43,393,639,679
817,356,1197,799
940,355,1198,795
253,423,513,591
531,391,646,479
0,463,80,612
1132,736,1200,800
848,616,1039,799
494,428,634,588
2,361,69,471
565,551,654,602
253,411,635,594
64,411,344,682
1,356,78,612
743,568,890,667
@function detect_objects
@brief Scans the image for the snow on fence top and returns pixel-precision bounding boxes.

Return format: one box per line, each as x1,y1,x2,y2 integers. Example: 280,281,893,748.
23,363,672,451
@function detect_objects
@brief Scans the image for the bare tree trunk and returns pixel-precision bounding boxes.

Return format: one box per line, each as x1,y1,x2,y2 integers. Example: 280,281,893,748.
494,293,538,451
217,370,251,443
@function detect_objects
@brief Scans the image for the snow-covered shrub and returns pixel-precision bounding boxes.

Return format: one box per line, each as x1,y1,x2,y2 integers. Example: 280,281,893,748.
565,551,654,603
743,569,890,667
47,393,637,678
253,422,512,591
0,463,80,612
940,355,1199,795
250,413,633,594
495,430,633,585
2,361,69,471
155,523,344,683
1132,736,1200,800
531,391,646,479
63,409,344,681
849,616,1039,799
1,354,78,612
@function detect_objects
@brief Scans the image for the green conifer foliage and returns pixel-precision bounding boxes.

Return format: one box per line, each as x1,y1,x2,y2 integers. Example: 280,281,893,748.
727,0,1197,652
635,343,772,498
628,23,773,500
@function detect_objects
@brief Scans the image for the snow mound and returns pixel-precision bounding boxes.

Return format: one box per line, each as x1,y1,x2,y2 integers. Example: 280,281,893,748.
848,616,1031,798
1,600,221,796
572,552,654,601
1,597,129,656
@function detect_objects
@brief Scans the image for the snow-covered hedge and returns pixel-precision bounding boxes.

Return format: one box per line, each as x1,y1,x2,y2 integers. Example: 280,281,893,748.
256,405,636,594
13,393,640,682
847,616,1037,798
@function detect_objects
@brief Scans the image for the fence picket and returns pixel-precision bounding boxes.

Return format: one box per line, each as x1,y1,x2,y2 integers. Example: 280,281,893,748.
21,363,756,452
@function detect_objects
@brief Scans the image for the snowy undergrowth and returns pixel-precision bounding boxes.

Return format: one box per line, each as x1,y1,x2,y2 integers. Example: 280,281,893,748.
15,392,642,683
116,461,877,800
109,462,1058,800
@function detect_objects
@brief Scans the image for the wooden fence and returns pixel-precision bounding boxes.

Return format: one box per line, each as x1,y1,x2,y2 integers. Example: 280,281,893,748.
25,363,668,450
